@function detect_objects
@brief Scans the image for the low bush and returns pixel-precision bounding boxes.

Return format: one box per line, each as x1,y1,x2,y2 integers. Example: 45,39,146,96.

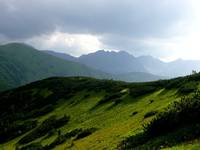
129,85,158,98
119,124,200,150
144,110,157,119
91,92,125,110
83,94,90,98
44,128,96,150
148,99,154,104
19,104,54,120
0,120,37,143
19,143,43,150
119,91,200,149
98,93,124,105
131,111,138,116
75,128,97,140
165,77,183,89
18,115,69,144
179,81,197,94
144,91,200,137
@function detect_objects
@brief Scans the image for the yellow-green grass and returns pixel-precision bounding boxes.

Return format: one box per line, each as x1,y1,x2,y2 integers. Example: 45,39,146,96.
0,87,183,150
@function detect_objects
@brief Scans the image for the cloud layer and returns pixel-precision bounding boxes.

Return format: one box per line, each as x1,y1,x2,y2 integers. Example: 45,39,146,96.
0,0,199,60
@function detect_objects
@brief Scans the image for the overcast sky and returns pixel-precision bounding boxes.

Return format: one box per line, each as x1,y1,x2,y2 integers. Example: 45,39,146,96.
0,0,200,61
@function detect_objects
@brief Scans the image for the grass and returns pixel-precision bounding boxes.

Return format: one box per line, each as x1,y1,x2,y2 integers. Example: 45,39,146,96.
1,76,200,150
0,88,178,150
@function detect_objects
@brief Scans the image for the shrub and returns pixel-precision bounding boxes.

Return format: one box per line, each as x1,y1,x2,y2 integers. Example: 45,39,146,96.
43,129,82,150
91,92,124,110
131,111,138,116
179,81,197,94
144,111,158,119
165,78,183,89
19,143,43,150
18,115,69,144
144,92,200,136
119,91,200,149
83,94,90,98
75,128,97,140
98,93,124,105
20,105,54,120
149,99,154,104
129,85,158,98
44,128,96,150
0,120,37,143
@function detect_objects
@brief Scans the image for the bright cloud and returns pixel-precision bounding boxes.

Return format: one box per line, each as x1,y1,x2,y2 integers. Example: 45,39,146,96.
25,32,102,56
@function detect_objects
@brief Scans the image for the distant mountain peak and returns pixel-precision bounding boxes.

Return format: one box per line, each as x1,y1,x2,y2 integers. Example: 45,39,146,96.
82,50,134,57
78,49,145,74
117,50,130,54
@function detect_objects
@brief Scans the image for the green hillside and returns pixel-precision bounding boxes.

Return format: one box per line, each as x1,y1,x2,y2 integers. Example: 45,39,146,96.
1,74,200,149
0,43,110,91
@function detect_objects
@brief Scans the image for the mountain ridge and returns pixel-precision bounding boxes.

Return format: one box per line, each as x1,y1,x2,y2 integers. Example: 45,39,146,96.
44,49,200,77
0,43,165,91
0,43,111,91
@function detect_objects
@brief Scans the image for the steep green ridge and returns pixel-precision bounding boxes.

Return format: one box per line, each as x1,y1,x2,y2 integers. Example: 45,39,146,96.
1,74,200,149
0,43,110,91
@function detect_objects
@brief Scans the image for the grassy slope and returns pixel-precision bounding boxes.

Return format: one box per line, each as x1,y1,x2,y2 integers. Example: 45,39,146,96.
0,75,200,150
0,43,110,91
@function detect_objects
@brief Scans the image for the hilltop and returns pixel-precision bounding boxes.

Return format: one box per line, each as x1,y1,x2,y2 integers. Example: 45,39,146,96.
1,73,200,149
0,43,110,91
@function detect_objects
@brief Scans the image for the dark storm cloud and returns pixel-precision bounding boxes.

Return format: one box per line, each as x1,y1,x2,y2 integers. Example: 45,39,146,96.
0,0,188,39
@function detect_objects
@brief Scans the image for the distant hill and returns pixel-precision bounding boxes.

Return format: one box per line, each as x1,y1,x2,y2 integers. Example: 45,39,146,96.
45,50,200,77
43,50,166,82
115,72,165,82
137,56,200,77
166,59,200,77
136,55,167,75
78,50,147,74
0,43,166,91
0,43,110,91
44,50,147,74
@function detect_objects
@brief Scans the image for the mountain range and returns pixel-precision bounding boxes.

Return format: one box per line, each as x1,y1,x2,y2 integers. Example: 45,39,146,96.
0,43,163,91
0,43,110,91
45,49,200,77
1,42,200,92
